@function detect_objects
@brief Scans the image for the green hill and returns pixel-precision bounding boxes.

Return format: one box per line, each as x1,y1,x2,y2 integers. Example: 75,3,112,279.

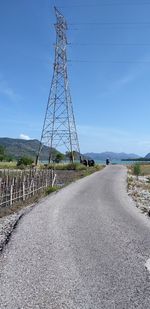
0,137,59,161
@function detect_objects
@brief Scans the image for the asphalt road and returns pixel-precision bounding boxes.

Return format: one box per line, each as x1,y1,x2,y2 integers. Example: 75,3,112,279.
1,165,150,309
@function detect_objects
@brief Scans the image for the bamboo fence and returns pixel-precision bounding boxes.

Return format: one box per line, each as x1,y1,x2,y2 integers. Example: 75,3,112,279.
0,169,56,208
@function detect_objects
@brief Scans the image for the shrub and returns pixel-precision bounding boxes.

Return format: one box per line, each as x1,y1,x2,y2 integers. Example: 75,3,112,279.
0,155,4,162
54,153,65,163
45,186,58,195
17,156,34,167
5,156,13,162
66,151,79,161
0,145,6,161
46,162,87,171
72,163,87,171
133,164,141,179
17,163,26,170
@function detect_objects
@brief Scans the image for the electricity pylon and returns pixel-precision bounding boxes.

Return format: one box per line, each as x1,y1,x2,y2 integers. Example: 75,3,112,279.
36,7,80,164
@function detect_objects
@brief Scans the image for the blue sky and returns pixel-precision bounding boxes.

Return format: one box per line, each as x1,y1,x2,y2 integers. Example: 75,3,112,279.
1,0,150,155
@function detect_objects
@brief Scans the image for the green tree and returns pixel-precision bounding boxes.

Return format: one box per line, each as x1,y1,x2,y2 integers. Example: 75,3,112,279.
5,155,13,162
0,145,5,161
54,153,65,163
17,156,34,167
66,151,78,162
133,163,141,179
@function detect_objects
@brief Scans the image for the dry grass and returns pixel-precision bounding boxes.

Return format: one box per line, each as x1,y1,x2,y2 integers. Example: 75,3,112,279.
129,164,150,176
0,194,40,218
140,164,150,176
0,161,17,169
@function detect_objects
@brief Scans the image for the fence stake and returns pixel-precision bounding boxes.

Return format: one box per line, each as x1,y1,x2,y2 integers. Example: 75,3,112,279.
52,173,56,188
52,169,54,186
10,184,13,206
23,182,25,201
33,181,35,196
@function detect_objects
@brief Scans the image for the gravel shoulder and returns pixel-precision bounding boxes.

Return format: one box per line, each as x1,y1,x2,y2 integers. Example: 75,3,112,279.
0,203,36,252
128,172,150,216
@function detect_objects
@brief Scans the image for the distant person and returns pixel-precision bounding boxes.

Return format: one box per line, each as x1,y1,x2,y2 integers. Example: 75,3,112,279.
106,158,110,165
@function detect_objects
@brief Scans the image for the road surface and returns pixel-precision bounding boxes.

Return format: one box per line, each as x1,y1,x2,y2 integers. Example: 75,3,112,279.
1,165,150,309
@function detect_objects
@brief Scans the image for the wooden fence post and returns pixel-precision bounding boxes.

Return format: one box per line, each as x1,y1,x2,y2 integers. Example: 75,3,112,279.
10,184,13,206
33,180,35,196
23,182,25,201
52,173,56,188
51,169,54,186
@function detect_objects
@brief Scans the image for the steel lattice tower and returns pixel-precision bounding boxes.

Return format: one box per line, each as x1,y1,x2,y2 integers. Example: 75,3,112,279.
36,7,80,163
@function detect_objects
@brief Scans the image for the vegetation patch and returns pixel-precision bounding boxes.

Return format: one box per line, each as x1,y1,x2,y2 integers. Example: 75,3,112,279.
129,163,150,176
45,162,87,170
0,161,17,169
133,163,141,179
0,195,40,218
17,156,34,167
45,162,103,172
45,186,58,195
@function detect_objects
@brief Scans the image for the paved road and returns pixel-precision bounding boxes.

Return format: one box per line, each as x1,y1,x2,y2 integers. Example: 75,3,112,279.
1,165,150,309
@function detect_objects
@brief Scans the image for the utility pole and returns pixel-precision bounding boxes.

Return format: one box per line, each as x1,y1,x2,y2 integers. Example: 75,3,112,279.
36,7,80,164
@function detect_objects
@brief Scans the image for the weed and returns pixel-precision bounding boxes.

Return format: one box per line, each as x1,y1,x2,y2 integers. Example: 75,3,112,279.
0,161,17,169
45,186,58,195
127,176,133,189
133,164,141,179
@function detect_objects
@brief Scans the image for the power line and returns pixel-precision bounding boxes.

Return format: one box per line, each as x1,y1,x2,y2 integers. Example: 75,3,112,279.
68,22,150,27
69,43,150,46
52,22,150,26
69,22,150,25
68,60,150,64
60,2,150,8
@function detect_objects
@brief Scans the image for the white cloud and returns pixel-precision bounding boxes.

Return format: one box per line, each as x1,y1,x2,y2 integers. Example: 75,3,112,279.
115,74,135,87
0,76,21,102
19,134,31,140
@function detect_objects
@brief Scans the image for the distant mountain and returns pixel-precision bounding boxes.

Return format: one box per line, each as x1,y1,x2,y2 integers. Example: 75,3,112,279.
0,137,59,160
84,152,140,161
145,153,150,159
0,138,141,162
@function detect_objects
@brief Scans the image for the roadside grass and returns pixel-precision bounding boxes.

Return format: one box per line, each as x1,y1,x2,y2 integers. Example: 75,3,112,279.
81,164,104,176
39,162,104,172
0,194,40,218
0,161,104,172
45,186,59,195
0,186,59,219
0,161,17,169
61,165,105,184
128,164,150,191
41,162,88,171
140,164,150,176
129,164,150,176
